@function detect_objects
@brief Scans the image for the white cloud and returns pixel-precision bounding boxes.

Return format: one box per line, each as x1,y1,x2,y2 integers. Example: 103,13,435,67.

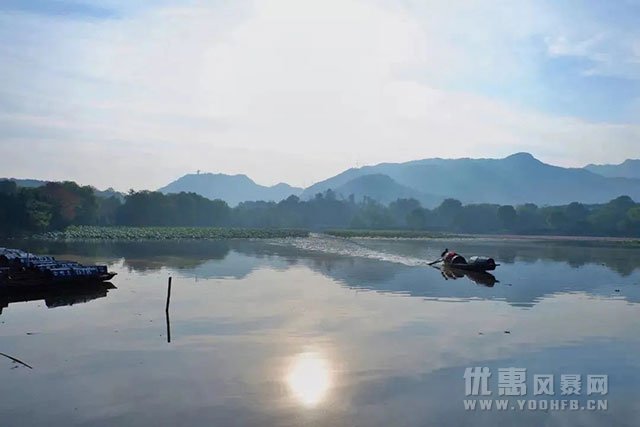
0,0,639,191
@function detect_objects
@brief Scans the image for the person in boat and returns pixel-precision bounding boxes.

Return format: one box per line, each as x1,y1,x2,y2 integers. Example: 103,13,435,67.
438,248,498,271
440,248,466,265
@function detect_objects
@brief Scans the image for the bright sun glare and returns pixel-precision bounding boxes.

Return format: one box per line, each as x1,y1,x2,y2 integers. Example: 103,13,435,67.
286,352,331,407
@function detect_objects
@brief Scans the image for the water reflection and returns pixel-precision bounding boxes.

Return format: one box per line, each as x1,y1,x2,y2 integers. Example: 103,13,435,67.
287,352,332,407
0,282,116,315
8,238,640,307
14,237,640,277
440,267,499,287
1,239,639,426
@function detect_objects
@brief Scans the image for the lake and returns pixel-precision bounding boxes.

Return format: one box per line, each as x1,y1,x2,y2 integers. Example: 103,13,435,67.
1,236,639,426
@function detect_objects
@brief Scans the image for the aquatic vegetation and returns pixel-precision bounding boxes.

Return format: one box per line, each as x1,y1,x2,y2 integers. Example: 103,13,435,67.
34,225,309,240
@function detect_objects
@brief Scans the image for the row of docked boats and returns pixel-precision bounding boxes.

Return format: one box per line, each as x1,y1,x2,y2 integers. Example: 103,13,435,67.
0,248,116,289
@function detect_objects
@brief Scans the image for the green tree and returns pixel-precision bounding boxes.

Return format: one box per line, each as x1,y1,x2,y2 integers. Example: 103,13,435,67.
389,198,422,227
588,196,637,236
434,198,463,228
0,180,18,195
25,199,52,231
406,208,427,230
546,210,568,231
497,205,517,230
454,204,500,232
565,202,589,221
516,203,543,232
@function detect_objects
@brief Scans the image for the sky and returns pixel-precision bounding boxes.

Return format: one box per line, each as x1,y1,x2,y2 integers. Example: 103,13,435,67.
1,0,639,191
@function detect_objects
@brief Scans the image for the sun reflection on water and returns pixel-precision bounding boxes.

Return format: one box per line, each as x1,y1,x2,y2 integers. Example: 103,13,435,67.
286,352,331,407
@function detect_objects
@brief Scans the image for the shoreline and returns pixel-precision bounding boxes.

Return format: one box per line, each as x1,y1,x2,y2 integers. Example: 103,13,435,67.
2,226,637,244
323,230,639,244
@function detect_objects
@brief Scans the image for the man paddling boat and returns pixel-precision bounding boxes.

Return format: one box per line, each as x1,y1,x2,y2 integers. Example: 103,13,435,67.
430,248,498,272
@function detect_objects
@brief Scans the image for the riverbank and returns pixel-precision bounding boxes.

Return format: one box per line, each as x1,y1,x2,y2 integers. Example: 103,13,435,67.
324,229,640,244
323,229,453,239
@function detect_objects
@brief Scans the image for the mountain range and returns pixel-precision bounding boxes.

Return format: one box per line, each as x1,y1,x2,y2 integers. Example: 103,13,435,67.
159,153,640,207
7,153,640,207
299,153,640,207
158,173,302,206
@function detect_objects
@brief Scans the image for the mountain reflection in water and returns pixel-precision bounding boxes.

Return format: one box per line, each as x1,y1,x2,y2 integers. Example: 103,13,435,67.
8,237,640,308
1,237,639,427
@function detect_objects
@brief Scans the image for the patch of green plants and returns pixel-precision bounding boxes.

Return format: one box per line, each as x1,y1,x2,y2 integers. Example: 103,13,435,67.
35,225,309,240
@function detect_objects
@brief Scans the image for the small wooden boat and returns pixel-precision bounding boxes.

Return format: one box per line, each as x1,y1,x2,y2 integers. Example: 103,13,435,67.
445,255,497,272
0,248,116,289
432,249,499,272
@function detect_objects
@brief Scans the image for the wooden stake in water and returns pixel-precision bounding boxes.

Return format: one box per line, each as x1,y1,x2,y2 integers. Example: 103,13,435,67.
165,276,172,343
165,276,172,313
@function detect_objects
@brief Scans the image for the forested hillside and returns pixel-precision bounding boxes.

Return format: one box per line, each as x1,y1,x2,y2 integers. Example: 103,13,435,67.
2,179,640,238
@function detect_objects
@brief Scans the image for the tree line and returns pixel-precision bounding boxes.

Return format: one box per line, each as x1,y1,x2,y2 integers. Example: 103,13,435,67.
1,180,640,237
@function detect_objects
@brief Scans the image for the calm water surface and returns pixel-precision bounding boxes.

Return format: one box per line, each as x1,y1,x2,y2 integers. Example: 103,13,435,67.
1,236,640,426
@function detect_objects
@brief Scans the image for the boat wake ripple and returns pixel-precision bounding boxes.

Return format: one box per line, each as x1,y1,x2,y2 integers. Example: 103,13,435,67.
270,234,437,268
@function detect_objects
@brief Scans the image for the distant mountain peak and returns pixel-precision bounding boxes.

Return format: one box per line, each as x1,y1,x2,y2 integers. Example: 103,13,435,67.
620,159,640,166
272,182,297,189
505,152,537,161
158,173,302,206
584,159,640,179
191,171,251,179
587,159,640,167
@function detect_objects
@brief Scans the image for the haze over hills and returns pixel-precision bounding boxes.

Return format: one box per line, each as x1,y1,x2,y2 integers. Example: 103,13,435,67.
301,153,640,207
3,178,48,188
585,159,640,179
330,174,443,207
1,177,124,200
158,173,302,206
8,153,640,207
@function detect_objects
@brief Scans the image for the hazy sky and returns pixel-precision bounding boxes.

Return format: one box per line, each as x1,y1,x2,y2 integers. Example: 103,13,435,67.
1,0,639,191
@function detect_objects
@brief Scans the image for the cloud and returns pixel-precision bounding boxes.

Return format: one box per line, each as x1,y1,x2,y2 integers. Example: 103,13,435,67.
546,33,640,80
0,0,639,190
540,0,640,80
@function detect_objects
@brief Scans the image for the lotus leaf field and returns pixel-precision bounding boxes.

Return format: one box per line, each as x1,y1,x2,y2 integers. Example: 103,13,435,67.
36,226,309,240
